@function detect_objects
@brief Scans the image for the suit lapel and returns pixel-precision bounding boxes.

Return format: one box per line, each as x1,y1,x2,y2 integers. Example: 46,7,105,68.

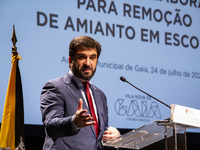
91,85,104,139
63,73,87,109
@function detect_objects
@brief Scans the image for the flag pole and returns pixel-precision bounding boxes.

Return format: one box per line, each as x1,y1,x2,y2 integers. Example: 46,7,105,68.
11,25,17,53
0,25,25,150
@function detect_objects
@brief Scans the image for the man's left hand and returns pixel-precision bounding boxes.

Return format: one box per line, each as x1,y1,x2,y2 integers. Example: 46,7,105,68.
102,126,120,141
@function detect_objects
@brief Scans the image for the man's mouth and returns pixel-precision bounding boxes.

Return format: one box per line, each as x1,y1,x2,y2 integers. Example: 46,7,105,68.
82,67,92,72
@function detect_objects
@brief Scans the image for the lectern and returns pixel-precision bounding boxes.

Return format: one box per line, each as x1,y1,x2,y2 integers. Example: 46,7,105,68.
102,104,200,150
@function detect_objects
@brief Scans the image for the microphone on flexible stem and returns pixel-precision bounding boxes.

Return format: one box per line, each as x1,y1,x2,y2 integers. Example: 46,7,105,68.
120,76,171,109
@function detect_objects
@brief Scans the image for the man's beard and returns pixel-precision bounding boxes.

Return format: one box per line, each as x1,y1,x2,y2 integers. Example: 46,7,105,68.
72,62,96,81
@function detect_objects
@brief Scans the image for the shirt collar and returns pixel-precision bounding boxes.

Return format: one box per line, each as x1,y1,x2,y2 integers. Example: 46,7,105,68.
69,70,92,88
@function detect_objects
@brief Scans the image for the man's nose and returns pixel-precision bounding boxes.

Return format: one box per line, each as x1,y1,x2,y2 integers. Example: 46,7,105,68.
84,57,90,66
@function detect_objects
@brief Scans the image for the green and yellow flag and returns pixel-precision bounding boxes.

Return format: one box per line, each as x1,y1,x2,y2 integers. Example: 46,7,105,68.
0,26,25,150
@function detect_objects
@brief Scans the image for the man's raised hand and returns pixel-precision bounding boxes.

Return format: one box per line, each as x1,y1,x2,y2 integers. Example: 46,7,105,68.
74,99,96,128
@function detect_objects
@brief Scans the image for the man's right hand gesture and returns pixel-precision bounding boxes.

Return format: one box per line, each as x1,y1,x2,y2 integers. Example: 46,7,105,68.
74,99,96,128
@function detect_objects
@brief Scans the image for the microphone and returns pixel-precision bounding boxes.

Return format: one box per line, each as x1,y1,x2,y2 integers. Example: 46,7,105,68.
120,76,171,109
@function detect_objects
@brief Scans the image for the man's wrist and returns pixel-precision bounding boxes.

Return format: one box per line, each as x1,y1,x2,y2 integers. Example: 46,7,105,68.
71,115,80,133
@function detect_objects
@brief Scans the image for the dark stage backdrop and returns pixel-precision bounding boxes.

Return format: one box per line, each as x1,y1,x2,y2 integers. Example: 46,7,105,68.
0,0,200,134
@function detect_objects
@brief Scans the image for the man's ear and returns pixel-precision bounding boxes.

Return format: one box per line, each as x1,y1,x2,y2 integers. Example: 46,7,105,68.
68,57,73,67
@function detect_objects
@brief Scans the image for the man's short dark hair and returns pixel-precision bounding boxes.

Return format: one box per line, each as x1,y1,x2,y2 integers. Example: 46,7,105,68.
69,36,101,59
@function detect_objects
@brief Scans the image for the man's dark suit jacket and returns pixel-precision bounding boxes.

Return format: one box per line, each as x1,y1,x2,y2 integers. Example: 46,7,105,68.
40,72,109,150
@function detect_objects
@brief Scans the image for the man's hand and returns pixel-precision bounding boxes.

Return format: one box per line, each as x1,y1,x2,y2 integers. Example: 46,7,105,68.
74,99,96,128
102,126,120,141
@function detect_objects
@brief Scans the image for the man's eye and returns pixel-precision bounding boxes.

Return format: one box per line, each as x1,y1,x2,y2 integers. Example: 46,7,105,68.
90,56,96,60
79,56,85,59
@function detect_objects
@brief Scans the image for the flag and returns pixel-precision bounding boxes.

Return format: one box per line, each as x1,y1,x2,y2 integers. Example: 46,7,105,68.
0,26,25,150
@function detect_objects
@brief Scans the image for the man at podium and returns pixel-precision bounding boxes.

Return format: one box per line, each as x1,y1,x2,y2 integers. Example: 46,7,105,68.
40,36,120,150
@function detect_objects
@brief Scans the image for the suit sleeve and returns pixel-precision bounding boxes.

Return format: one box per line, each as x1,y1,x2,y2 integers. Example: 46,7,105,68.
40,80,78,138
